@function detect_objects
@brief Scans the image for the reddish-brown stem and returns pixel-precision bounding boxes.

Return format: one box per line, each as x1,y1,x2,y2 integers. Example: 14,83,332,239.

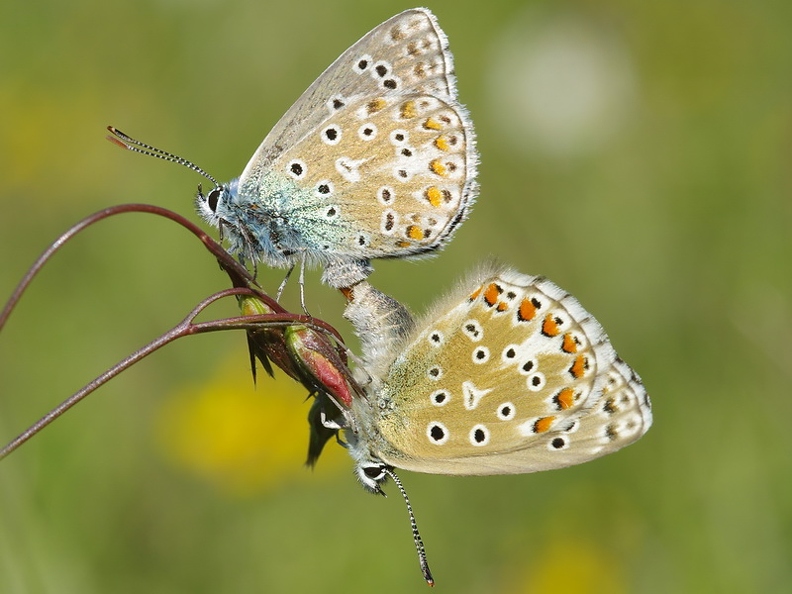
0,287,342,460
0,203,347,459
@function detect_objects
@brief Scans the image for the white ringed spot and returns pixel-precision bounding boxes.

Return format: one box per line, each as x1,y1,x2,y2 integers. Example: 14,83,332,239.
427,422,449,445
469,424,490,446
430,389,450,407
496,403,516,421
472,346,490,364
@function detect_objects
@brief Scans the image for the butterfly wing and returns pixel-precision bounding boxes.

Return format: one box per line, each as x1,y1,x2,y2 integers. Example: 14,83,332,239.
237,8,477,259
373,268,653,475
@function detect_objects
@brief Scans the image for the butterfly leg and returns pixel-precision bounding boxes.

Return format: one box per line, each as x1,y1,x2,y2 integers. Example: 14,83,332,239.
298,256,309,315
275,266,295,302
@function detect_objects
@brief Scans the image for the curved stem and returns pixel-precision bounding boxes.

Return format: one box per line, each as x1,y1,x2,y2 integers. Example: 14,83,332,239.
0,287,341,461
1,203,350,460
0,203,265,333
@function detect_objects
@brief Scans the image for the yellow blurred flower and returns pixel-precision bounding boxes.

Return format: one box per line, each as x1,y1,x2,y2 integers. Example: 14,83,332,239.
508,536,626,594
156,355,346,497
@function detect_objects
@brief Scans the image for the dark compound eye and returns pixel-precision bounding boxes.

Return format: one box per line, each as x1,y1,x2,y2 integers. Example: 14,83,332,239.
207,188,221,212
363,465,384,479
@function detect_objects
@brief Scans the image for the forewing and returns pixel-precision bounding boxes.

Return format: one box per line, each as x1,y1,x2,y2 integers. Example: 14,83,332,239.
240,8,470,179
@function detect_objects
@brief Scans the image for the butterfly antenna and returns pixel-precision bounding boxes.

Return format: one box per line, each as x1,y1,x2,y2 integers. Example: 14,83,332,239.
106,126,221,187
384,468,434,587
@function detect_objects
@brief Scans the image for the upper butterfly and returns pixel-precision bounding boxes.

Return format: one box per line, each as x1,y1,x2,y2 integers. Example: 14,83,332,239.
201,8,477,288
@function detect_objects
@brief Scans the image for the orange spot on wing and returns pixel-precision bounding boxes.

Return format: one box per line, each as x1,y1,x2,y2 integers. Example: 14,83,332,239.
518,298,537,322
569,355,588,379
434,136,450,151
400,100,416,119
396,240,411,248
483,283,502,307
561,333,578,353
406,225,425,240
425,186,443,207
469,285,483,301
542,315,561,337
423,117,442,130
534,416,555,433
555,388,575,410
368,98,387,114
496,301,509,312
429,159,447,176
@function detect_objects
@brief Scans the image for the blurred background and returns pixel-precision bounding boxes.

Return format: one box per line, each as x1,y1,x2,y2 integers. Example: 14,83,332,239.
1,0,790,592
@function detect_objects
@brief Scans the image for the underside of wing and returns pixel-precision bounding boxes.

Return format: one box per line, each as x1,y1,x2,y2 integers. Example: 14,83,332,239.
374,268,652,475
239,8,473,182
259,93,475,258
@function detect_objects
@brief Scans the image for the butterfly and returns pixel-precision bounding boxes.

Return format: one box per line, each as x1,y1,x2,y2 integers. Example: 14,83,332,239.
340,265,652,482
309,265,653,582
110,8,477,290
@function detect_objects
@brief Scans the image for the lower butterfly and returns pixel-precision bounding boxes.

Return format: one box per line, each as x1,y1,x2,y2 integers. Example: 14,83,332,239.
321,265,653,582
340,264,652,481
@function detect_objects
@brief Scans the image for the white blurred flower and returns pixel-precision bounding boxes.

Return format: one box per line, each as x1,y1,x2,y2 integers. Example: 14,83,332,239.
487,9,638,158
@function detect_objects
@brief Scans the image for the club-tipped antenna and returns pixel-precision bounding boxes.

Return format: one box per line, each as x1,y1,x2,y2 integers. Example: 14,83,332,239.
384,468,434,587
106,126,220,187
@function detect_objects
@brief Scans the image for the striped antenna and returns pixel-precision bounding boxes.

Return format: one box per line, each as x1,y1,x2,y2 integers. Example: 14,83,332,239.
106,126,220,187
384,467,434,587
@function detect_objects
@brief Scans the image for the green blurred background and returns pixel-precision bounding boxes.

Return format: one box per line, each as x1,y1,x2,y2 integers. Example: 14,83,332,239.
1,0,790,592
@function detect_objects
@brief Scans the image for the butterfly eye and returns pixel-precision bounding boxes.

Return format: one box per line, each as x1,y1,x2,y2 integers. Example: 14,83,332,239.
362,465,386,481
207,188,222,212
